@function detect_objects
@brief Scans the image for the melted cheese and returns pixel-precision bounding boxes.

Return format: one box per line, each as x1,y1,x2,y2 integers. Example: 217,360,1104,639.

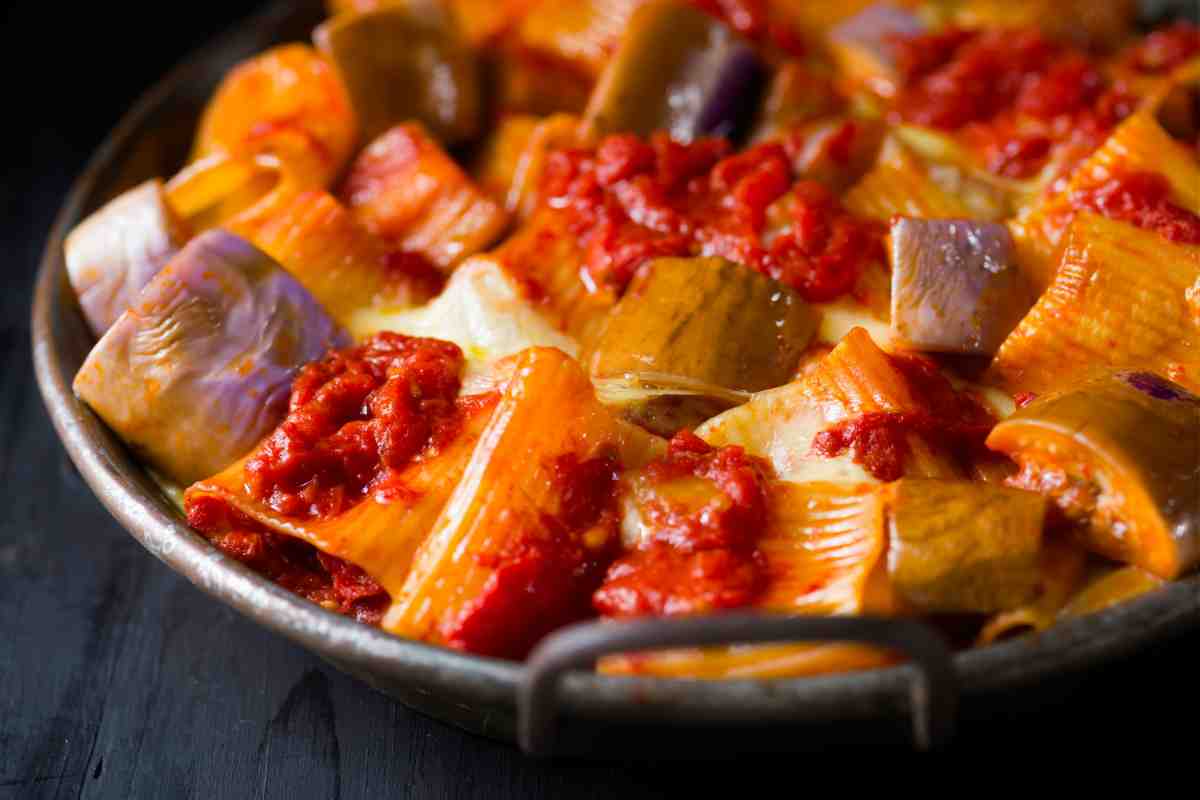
348,256,579,379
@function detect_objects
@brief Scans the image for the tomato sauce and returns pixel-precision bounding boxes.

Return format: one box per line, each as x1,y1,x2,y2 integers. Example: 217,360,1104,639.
1069,170,1200,244
383,250,446,296
812,354,998,481
543,132,884,302
244,332,466,519
593,431,772,617
890,28,1135,178
440,454,622,658
186,495,390,624
690,0,807,57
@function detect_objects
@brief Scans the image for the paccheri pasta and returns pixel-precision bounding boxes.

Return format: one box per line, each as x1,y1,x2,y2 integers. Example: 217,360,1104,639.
68,0,1200,678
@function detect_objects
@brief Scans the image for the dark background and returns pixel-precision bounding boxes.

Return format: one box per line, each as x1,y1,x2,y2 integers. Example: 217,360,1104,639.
3,2,1198,796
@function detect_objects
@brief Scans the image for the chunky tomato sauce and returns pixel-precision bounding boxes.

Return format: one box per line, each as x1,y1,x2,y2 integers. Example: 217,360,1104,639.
1069,170,1200,244
593,431,772,617
813,354,998,481
440,454,622,658
690,0,807,57
890,28,1136,178
186,496,390,623
244,332,466,519
543,132,884,301
383,249,447,296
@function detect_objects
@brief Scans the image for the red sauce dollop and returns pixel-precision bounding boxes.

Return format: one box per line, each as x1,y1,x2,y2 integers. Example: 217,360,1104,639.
440,454,622,659
1014,391,1038,408
186,496,389,624
543,132,884,302
690,0,807,57
593,431,772,617
244,332,466,519
812,354,997,482
890,28,1135,178
384,250,446,296
1070,170,1200,245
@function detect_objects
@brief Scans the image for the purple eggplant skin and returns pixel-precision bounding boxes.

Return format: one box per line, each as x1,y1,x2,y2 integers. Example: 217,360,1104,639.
889,218,1036,356
73,229,350,486
64,179,190,337
828,3,926,83
686,41,767,142
583,1,766,144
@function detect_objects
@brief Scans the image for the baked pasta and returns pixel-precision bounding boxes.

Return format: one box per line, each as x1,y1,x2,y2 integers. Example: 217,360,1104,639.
69,0,1200,677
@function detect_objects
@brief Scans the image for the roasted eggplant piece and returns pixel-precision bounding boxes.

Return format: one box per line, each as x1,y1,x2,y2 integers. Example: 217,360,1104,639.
975,538,1089,644
315,7,481,145
827,3,925,99
73,230,348,486
582,0,766,142
1059,565,1166,618
987,371,1200,579
589,257,817,435
889,218,1035,355
883,479,1046,613
64,180,190,336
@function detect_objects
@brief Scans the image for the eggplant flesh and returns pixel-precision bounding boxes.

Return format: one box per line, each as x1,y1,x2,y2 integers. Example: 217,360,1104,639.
884,479,1047,614
65,180,190,337
582,0,766,143
315,7,481,145
987,371,1200,580
1060,565,1165,619
73,230,349,486
890,218,1034,355
589,256,816,435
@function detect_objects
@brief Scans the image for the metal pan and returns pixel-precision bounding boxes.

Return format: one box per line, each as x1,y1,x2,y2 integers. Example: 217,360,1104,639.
31,0,1200,755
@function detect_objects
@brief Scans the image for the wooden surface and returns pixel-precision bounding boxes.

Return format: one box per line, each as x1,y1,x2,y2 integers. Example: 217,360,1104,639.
3,3,1199,796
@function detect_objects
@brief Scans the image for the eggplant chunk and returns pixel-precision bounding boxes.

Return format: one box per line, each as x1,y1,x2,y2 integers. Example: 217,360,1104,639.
889,218,1035,355
884,479,1047,614
65,180,190,337
315,7,480,145
589,257,816,435
1060,565,1165,619
828,3,926,98
73,230,349,486
987,371,1200,580
582,1,766,142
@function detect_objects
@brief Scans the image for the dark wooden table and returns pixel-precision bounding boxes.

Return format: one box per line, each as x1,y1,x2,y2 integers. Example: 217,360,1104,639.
3,4,1198,796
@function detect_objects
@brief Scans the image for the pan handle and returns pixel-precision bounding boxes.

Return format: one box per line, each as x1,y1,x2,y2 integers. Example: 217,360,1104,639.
517,614,958,755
